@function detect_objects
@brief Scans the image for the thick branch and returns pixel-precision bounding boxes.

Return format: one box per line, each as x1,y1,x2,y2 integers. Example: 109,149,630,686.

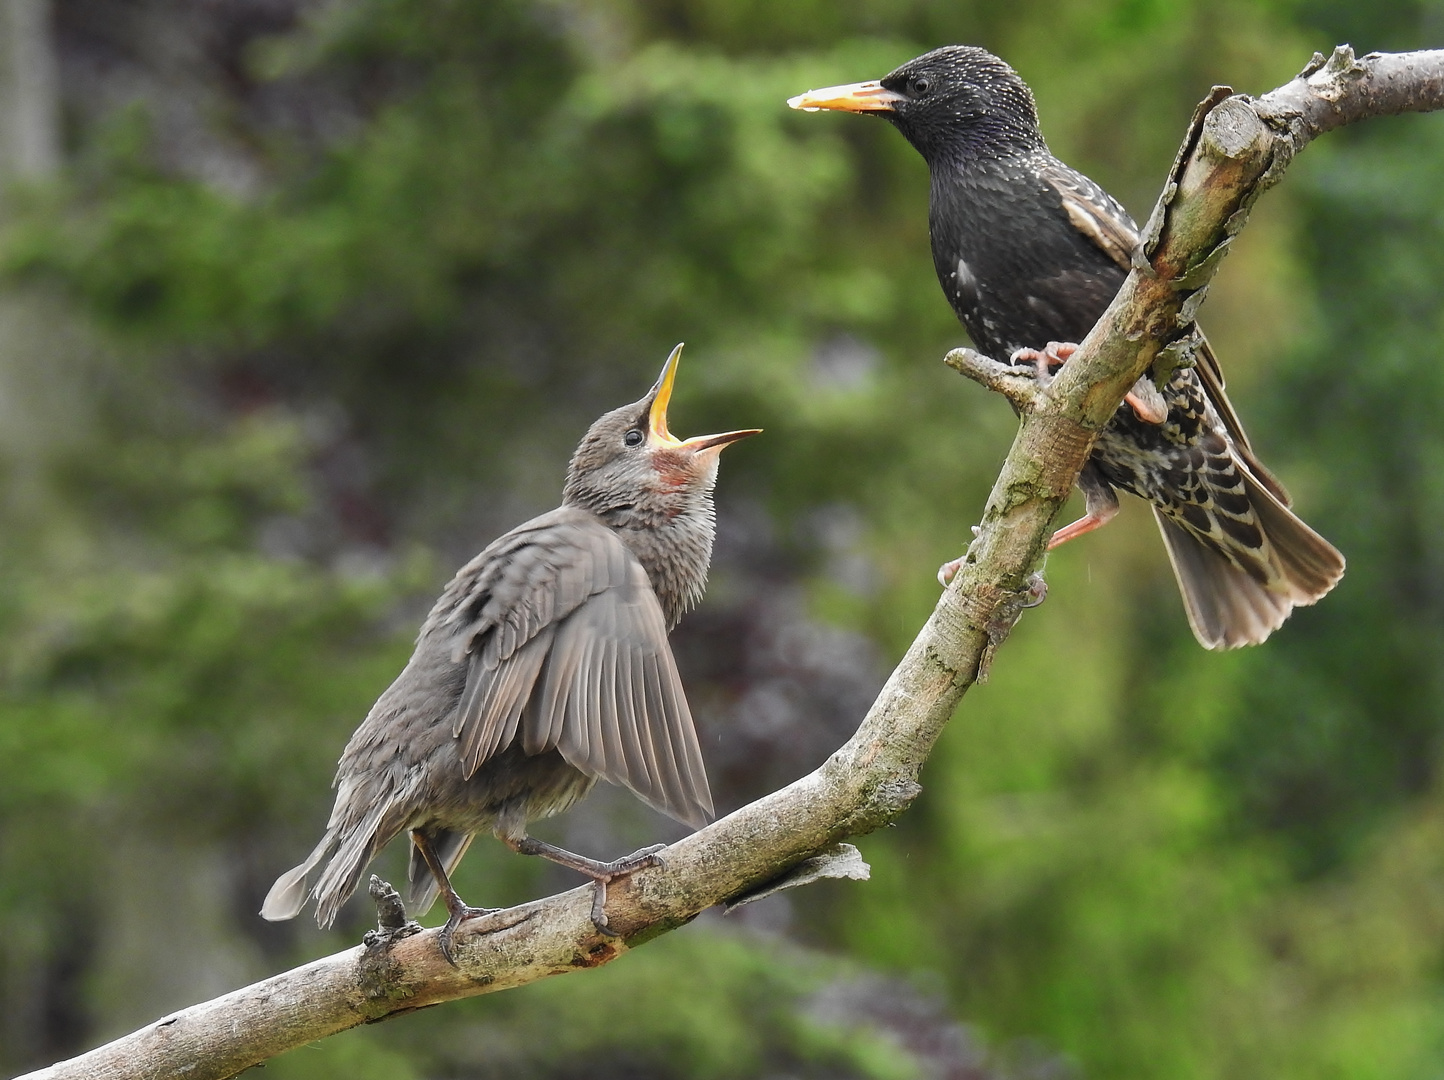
19,45,1444,1080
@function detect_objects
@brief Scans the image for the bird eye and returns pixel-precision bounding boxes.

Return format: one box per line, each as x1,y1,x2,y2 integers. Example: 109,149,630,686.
910,76,931,96
624,429,645,447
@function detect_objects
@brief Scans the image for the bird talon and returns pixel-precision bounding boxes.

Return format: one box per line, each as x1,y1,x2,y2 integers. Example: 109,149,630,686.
590,880,618,935
1124,377,1169,425
603,845,667,876
435,903,501,967
938,556,965,587
1009,342,1075,390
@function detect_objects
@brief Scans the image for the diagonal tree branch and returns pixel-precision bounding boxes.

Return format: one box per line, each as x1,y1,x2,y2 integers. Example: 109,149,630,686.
17,44,1444,1080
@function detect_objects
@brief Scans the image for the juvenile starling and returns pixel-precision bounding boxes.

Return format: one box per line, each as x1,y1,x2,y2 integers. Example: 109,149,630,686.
789,47,1344,649
261,345,760,957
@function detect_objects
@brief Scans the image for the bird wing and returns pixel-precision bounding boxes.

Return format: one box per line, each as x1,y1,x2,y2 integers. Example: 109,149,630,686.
1193,337,1291,503
436,508,713,829
1038,160,1139,272
523,554,714,829
1038,160,1290,501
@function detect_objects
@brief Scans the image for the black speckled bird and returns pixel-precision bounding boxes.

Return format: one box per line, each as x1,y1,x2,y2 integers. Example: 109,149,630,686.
261,345,760,958
789,46,1344,649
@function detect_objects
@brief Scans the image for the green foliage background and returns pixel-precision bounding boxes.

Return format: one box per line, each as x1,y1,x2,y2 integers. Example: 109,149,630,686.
2,0,1443,1076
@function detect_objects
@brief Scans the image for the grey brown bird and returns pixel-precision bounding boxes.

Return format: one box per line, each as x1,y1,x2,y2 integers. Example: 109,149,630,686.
261,345,760,958
789,47,1344,648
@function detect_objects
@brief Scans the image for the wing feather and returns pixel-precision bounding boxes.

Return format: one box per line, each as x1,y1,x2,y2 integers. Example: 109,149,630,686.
1039,161,1139,272
438,509,623,777
659,651,711,812
1041,161,1294,506
613,643,648,783
535,559,712,829
456,626,551,777
440,508,711,828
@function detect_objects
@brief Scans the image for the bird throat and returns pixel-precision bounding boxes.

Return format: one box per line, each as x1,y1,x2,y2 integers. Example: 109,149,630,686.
609,494,717,629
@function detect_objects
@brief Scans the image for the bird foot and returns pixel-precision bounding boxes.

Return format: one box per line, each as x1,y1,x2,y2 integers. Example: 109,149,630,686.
436,902,503,967
601,843,669,875
507,836,667,936
587,845,667,936
1124,376,1169,425
1010,341,1076,388
1012,344,1168,425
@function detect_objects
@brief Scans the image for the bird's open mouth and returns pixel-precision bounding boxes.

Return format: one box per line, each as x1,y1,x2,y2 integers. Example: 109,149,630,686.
787,80,904,113
647,344,761,452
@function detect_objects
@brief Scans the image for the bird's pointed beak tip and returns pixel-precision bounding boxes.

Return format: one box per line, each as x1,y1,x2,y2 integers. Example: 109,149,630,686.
786,80,902,114
648,344,685,443
682,427,763,454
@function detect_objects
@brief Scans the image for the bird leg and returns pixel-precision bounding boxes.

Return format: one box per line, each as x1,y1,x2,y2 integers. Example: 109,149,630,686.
1011,342,1168,425
505,836,667,935
411,829,500,967
1048,465,1120,550
1124,375,1169,425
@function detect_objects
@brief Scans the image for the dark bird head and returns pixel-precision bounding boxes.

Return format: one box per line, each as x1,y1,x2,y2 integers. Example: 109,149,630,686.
563,344,761,527
788,46,1045,164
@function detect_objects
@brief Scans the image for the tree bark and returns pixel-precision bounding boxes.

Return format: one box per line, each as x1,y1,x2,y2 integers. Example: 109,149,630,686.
16,44,1444,1080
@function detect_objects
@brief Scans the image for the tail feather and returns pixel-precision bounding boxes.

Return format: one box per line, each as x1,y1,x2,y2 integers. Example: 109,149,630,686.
1155,466,1344,650
260,830,338,922
1245,470,1346,600
311,798,396,929
1156,511,1293,648
262,793,401,929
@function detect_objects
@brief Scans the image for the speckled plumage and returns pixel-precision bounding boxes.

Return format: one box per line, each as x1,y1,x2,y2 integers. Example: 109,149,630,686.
790,46,1344,648
262,349,758,930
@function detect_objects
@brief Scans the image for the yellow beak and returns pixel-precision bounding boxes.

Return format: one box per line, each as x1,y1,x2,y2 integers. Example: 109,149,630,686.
647,344,762,452
787,80,905,114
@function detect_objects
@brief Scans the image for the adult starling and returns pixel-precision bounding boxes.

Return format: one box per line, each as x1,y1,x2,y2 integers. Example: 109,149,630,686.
788,47,1344,649
261,345,759,957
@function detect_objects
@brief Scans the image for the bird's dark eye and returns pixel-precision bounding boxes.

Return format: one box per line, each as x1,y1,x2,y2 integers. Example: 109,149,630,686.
624,429,645,447
910,76,931,96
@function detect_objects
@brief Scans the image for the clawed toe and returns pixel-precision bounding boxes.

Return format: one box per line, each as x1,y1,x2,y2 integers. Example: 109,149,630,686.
608,844,667,874
590,881,617,935
587,845,668,934
938,556,965,587
1009,341,1077,388
436,904,501,967
1124,376,1169,424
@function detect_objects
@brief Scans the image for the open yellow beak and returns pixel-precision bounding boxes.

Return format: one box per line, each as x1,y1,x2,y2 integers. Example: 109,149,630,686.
787,80,905,114
647,344,762,452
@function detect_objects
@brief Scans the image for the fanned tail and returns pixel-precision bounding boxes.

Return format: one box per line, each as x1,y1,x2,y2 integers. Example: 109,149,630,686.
1155,466,1344,650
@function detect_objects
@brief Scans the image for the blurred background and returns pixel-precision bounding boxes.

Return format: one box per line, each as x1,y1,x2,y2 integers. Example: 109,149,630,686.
1,0,1443,1077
